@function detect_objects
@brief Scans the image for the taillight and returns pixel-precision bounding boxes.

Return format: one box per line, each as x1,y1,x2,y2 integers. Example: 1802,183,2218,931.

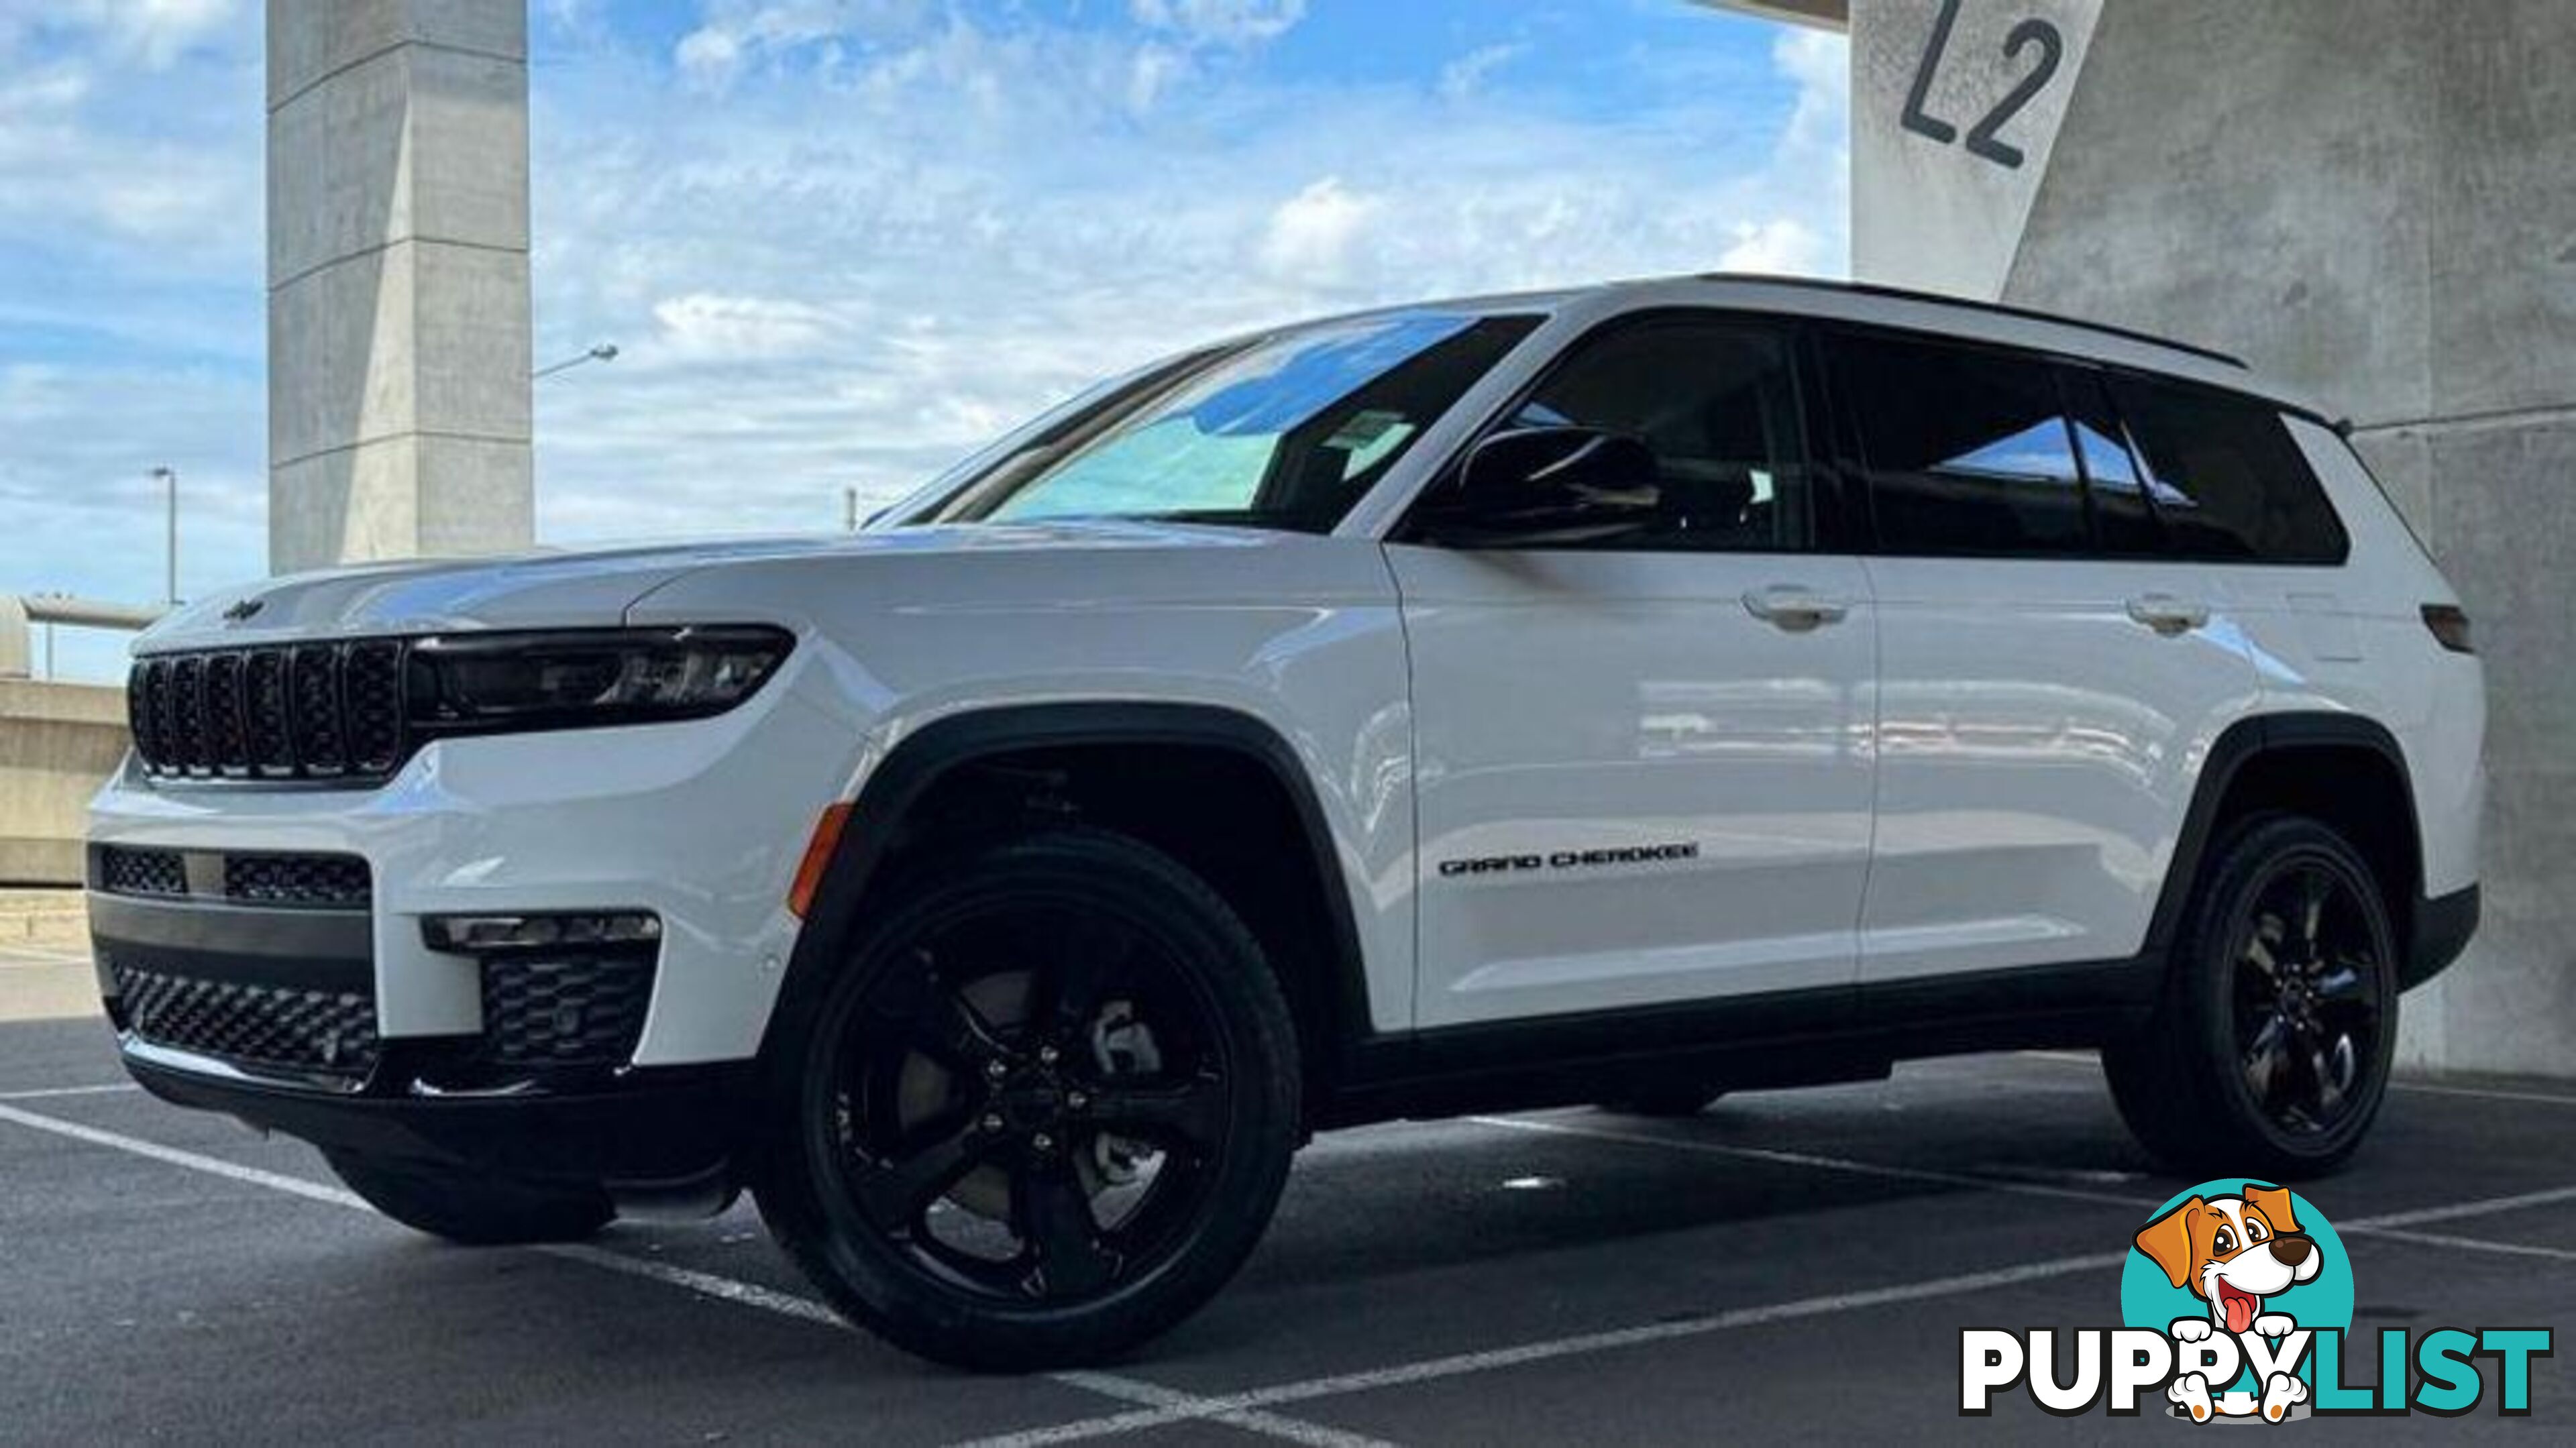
2422,604,2474,655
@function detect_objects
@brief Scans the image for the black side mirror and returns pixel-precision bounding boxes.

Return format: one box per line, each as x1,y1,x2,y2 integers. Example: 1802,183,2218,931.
1462,426,1656,498
1418,426,1662,546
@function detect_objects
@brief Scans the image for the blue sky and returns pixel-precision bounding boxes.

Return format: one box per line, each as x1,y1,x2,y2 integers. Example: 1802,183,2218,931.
0,1,1845,680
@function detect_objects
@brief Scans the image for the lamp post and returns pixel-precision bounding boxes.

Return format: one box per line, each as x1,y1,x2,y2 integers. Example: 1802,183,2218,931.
148,466,177,605
535,342,619,380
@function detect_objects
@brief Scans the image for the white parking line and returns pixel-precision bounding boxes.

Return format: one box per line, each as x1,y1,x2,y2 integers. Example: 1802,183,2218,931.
0,1083,141,1101
540,1242,848,1326
2017,1050,2576,1108
1470,1114,2141,1207
0,952,92,969
944,1167,2576,1447
1050,1372,1403,1448
2387,1080,2576,1108
2355,1225,2576,1264
0,1101,369,1209
1470,1113,2576,1264
947,1249,2135,1447
13,1093,2574,1448
0,1101,1397,1448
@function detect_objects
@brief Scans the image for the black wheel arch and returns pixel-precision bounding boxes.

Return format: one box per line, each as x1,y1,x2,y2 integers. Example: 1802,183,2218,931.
767,702,1377,1104
2149,711,2451,986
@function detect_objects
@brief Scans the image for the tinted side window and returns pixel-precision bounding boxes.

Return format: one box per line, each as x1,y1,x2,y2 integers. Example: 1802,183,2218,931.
2108,376,2348,563
1830,334,2087,555
1481,317,1811,551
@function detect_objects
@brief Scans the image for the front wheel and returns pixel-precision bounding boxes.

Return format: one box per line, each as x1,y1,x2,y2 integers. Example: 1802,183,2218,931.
2104,815,2398,1178
755,828,1301,1371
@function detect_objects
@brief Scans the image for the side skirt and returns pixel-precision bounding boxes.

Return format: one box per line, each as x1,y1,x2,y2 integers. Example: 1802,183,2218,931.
1318,956,2158,1130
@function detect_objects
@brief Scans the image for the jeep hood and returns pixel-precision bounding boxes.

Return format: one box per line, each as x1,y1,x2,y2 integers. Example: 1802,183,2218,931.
133,520,1282,654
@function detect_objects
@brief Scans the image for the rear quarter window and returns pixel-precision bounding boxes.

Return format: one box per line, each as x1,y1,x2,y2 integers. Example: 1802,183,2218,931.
1827,332,2090,556
2106,376,2349,564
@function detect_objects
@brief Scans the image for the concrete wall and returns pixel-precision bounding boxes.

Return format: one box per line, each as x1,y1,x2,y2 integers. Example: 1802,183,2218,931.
1848,0,2576,1074
0,682,125,886
1851,0,2100,298
267,0,534,573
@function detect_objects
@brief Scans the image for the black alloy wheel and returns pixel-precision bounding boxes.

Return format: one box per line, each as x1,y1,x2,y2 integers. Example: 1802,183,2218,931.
2229,858,2386,1139
757,828,1299,1370
2104,814,2400,1176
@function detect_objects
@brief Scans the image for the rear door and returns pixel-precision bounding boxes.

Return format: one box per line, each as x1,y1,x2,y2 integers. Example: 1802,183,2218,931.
1391,313,1878,1027
1822,329,2261,985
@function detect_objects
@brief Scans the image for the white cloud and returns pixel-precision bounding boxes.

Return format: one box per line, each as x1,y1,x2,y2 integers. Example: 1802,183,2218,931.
674,0,940,91
1127,0,1307,49
116,0,235,68
1436,42,1527,103
1,3,1855,681
1772,26,1849,176
1256,176,1377,284
7,0,240,70
522,11,1857,548
650,292,842,361
1126,42,1187,117
0,13,258,254
1716,217,1824,275
674,26,745,89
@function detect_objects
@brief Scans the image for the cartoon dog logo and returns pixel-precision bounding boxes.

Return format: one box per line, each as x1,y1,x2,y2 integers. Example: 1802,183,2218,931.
2133,1184,2322,1422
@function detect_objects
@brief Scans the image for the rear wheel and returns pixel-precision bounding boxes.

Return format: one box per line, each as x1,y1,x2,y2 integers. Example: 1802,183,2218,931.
2104,814,2398,1177
755,828,1300,1371
327,1154,613,1245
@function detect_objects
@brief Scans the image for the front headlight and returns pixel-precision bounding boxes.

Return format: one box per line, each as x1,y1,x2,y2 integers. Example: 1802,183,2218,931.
410,626,794,737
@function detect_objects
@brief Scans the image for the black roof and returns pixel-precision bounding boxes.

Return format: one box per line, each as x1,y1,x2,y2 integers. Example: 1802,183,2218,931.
1692,273,2249,371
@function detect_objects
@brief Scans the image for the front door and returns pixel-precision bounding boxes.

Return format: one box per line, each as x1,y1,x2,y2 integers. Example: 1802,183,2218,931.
1390,313,1878,1028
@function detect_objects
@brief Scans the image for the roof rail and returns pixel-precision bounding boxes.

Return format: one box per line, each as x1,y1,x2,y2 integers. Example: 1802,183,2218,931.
1690,273,2250,370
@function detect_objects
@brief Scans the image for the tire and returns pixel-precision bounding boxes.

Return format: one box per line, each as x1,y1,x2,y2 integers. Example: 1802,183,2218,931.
1596,1085,1726,1118
2104,814,2400,1178
754,826,1301,1371
327,1153,614,1245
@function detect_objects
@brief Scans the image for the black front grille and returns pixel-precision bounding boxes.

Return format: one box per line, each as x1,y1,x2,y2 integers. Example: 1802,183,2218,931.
480,956,654,1068
344,642,406,775
97,846,186,898
92,847,371,909
112,960,379,1082
168,655,207,771
223,853,372,909
244,649,293,773
129,641,410,784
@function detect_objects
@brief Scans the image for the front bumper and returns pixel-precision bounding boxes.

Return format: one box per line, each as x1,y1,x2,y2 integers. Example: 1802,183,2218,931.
86,652,864,1191
125,1050,752,1193
90,873,757,1192
85,648,858,1067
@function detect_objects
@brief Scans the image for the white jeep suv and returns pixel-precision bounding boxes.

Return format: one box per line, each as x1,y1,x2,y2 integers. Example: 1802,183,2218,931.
89,276,2483,1369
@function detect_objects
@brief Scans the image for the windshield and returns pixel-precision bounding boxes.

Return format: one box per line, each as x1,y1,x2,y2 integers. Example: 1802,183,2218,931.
931,311,1540,533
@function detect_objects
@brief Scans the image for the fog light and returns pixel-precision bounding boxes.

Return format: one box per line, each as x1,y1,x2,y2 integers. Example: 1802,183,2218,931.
423,911,661,954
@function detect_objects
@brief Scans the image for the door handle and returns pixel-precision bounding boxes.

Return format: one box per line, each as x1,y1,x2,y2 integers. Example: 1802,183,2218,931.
1743,584,1850,632
2125,592,2210,636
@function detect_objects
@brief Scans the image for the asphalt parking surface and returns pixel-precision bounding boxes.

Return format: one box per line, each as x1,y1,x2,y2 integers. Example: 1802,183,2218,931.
5,947,2573,1444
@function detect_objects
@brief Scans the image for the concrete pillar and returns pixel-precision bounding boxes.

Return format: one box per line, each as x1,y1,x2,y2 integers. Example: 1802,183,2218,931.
1845,0,2576,1074
266,0,533,574
0,597,26,681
